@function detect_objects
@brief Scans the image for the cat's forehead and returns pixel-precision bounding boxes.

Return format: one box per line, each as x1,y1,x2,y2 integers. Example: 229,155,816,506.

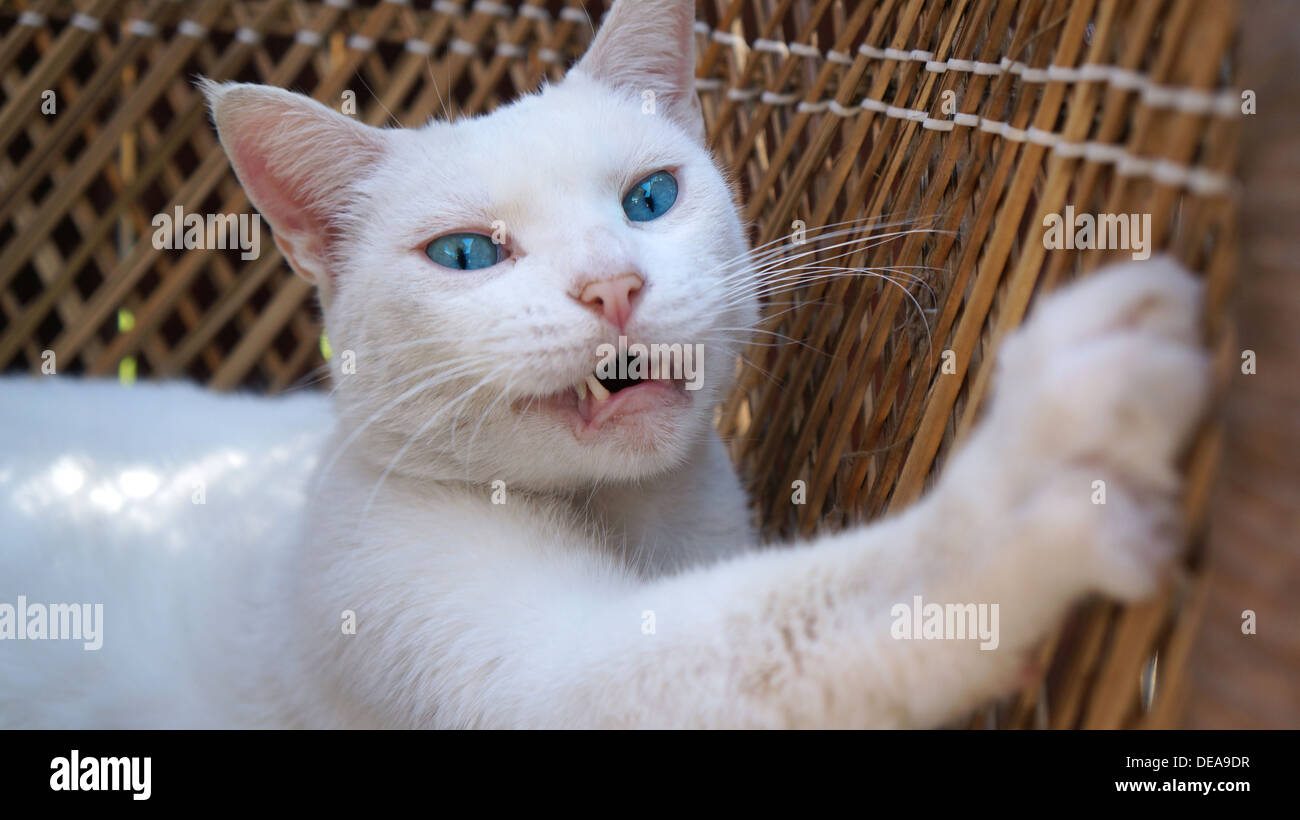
395,78,695,193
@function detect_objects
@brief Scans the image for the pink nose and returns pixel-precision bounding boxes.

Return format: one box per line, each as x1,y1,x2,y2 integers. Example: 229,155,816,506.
577,273,644,330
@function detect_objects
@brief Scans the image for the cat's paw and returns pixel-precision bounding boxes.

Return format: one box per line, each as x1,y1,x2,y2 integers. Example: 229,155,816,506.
1006,255,1202,357
1021,466,1183,601
989,256,1209,488
983,257,1210,599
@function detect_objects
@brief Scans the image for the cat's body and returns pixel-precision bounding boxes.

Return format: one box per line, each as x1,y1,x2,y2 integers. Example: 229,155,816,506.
0,379,327,727
0,0,1209,728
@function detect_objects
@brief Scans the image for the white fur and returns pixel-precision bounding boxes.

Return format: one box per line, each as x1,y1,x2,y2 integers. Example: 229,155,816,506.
0,379,327,727
0,0,1208,728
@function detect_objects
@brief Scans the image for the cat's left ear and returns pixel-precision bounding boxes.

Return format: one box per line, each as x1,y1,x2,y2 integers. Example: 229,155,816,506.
571,0,705,143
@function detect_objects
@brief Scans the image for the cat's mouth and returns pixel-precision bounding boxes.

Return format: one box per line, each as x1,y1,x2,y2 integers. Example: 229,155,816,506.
575,357,651,403
524,353,691,441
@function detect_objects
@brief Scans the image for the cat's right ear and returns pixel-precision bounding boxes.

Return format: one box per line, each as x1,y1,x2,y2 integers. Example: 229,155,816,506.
200,79,389,285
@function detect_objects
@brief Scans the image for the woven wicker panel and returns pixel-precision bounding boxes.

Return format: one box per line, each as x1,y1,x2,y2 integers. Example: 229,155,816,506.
0,0,1240,728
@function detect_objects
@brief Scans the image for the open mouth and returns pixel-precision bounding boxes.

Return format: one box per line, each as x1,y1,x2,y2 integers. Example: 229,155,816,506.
575,351,651,402
532,350,691,439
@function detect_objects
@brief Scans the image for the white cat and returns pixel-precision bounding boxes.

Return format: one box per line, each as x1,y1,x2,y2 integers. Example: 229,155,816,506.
0,0,1208,728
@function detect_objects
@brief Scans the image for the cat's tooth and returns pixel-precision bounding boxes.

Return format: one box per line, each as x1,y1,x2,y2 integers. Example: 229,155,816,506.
575,379,588,400
585,373,611,402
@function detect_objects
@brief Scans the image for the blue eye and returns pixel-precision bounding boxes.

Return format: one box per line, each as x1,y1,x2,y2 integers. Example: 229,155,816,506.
622,171,678,222
424,233,499,270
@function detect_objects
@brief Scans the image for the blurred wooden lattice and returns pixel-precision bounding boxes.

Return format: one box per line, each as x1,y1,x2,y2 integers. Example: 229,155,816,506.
0,1,1246,727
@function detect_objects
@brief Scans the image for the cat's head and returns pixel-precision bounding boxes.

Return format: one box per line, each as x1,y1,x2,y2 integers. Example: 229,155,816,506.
204,0,756,490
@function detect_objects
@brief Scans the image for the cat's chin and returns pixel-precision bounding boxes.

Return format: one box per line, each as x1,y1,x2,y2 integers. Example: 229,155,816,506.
524,378,692,448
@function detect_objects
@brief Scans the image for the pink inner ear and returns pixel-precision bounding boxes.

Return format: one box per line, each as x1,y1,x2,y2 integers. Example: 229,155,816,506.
207,82,390,283
228,130,319,241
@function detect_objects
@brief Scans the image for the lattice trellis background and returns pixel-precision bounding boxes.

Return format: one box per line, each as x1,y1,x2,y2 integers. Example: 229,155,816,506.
1,0,1247,728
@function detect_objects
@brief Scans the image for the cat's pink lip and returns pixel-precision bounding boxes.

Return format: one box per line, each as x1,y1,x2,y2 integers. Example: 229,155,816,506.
525,378,690,439
574,379,687,433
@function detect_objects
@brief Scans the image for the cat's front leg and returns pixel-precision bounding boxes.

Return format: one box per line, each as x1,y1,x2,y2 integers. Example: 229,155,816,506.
530,260,1209,728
